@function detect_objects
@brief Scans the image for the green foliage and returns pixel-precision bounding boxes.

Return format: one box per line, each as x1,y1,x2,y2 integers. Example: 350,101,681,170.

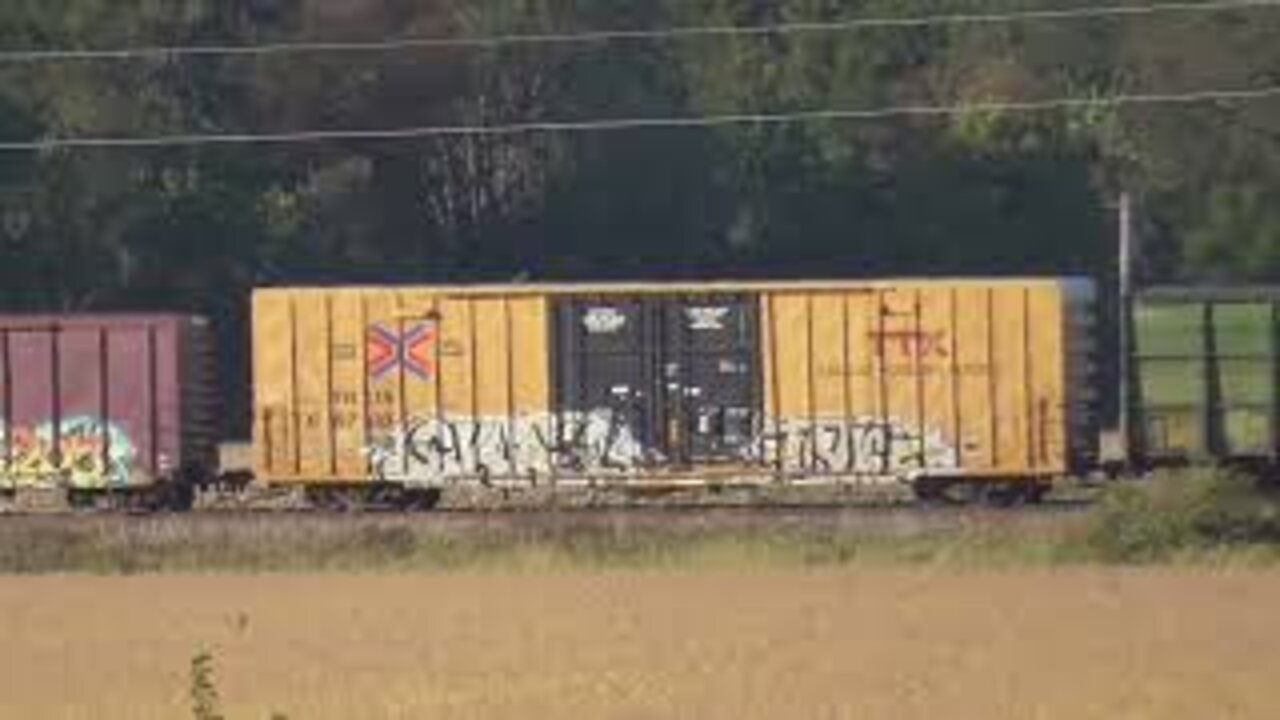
1185,186,1280,282
0,1,1274,283
2,1,1280,433
1083,470,1280,562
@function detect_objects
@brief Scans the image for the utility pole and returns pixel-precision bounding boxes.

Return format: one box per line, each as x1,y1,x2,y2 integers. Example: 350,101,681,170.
1117,191,1134,465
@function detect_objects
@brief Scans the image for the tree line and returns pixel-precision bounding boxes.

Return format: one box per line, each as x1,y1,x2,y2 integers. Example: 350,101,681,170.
1,0,1279,433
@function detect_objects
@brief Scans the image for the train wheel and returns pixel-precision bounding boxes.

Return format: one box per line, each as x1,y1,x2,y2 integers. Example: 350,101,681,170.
398,488,443,512
122,488,163,514
306,485,405,512
912,478,955,505
957,482,991,506
305,486,356,512
67,488,104,512
1025,484,1050,505
163,484,196,513
983,484,1026,509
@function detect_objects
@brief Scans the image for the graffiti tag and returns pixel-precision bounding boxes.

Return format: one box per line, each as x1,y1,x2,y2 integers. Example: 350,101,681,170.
362,409,957,486
0,416,137,489
365,410,651,484
754,416,958,479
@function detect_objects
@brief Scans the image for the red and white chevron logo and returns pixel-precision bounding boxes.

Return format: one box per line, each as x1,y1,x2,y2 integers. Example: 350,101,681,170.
367,322,438,382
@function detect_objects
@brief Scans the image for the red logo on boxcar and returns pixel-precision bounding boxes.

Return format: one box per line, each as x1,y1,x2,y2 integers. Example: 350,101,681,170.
868,330,950,359
367,322,437,382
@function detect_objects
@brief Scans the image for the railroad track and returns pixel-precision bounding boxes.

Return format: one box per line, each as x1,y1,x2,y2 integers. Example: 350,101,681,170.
0,480,1100,518
0,496,1092,524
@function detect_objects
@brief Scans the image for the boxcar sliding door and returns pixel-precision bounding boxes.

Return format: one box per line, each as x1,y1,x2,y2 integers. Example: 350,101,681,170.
552,293,762,473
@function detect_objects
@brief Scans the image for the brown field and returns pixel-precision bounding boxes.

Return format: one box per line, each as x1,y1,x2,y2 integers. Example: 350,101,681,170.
0,570,1278,719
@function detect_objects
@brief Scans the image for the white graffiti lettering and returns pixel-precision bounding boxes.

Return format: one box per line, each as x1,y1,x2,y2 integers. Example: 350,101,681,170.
365,410,652,485
754,416,958,479
364,410,958,486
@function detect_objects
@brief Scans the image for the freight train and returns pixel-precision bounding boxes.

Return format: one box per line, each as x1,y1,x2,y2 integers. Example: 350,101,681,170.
0,278,1272,511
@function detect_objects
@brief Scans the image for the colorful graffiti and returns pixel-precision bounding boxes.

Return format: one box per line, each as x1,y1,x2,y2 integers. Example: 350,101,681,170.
0,416,137,489
754,416,959,480
365,410,651,484
367,322,438,382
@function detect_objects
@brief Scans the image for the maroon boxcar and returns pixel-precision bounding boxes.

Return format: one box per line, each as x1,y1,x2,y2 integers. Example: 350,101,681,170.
0,314,217,507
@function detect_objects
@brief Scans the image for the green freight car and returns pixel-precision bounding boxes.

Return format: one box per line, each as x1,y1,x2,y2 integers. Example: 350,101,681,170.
1131,287,1279,466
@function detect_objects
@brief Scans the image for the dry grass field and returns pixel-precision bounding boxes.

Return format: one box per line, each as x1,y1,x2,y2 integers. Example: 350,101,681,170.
1,570,1278,719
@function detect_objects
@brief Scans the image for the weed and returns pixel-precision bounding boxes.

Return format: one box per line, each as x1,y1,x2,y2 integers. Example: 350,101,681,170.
189,649,290,720
1082,469,1280,562
189,651,223,720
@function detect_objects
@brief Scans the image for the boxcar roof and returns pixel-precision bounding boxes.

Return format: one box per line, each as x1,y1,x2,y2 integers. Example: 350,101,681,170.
1139,285,1280,303
253,276,1093,297
0,313,204,330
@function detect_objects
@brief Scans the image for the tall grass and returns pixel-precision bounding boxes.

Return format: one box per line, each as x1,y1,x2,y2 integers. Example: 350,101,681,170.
0,511,1075,573
1,470,1277,574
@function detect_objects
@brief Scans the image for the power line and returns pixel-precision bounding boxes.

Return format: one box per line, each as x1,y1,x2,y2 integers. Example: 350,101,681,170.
1,83,1277,152
0,0,1277,63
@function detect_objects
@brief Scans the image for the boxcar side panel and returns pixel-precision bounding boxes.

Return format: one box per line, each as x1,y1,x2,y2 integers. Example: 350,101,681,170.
365,289,412,476
920,284,957,471
5,330,57,487
880,285,952,479
57,329,107,483
765,293,811,425
0,316,201,491
992,285,1031,471
1030,285,1067,469
955,286,995,472
331,289,369,479
511,297,551,416
153,322,183,481
254,292,299,478
844,291,881,428
254,288,552,484
105,324,160,486
254,280,1082,487
434,295,473,418
294,290,333,480
759,280,1072,482
809,293,846,420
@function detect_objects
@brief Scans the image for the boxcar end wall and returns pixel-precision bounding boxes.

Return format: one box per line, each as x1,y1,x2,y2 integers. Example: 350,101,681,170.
253,279,1095,488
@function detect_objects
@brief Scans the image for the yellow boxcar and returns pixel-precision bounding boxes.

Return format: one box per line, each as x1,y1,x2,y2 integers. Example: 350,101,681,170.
252,279,1095,496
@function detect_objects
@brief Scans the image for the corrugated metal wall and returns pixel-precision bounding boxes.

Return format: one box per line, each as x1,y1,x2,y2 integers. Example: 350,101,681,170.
0,315,216,490
759,281,1071,479
254,280,1086,486
254,288,549,482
